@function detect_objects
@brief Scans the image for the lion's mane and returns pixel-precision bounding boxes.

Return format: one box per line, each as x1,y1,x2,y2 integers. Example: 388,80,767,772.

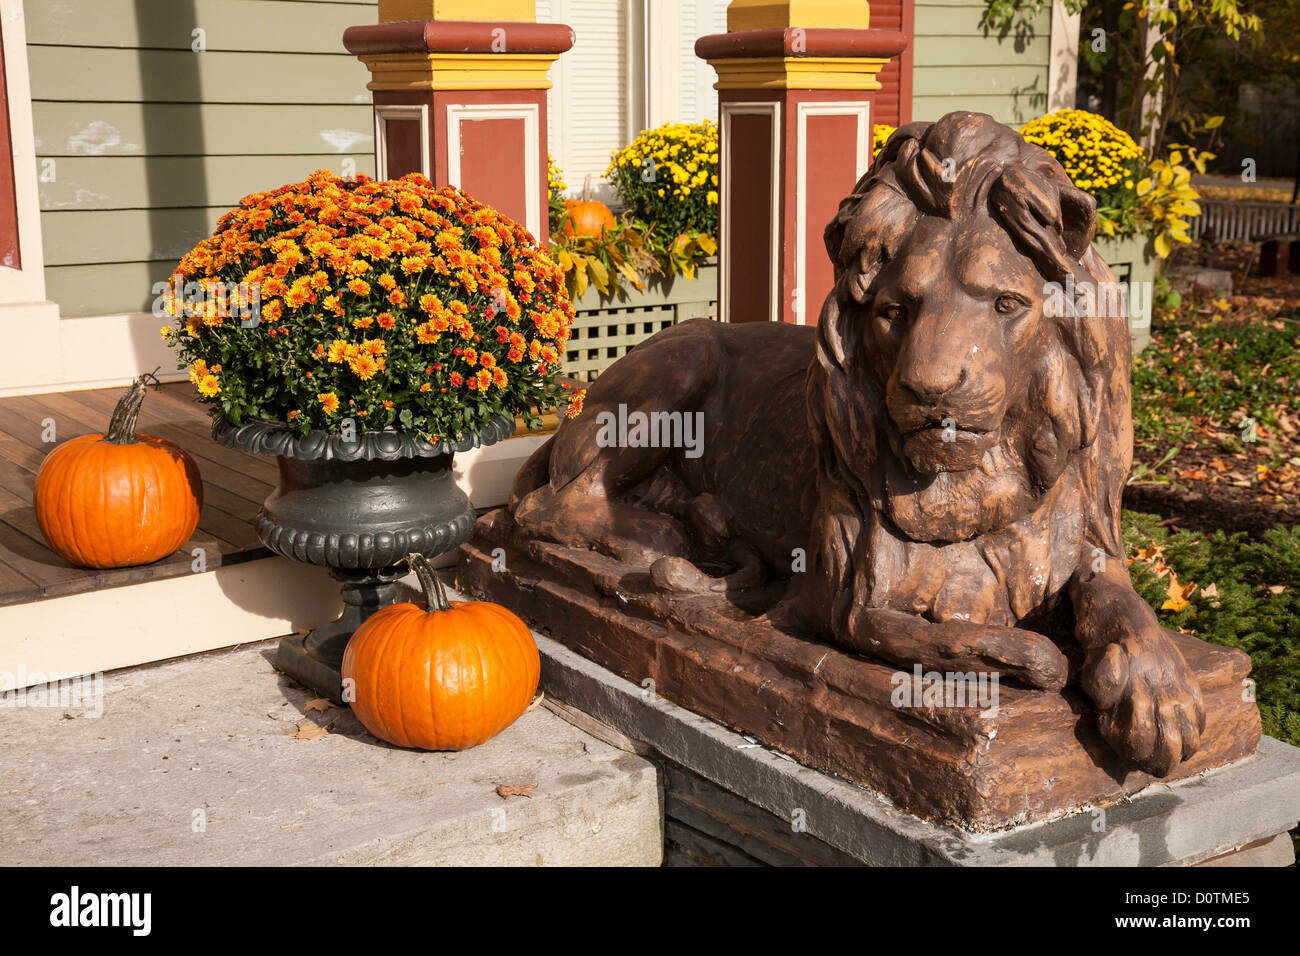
801,111,1133,635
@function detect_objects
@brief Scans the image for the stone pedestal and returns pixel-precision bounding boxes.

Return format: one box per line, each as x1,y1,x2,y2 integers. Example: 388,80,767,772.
696,2,908,324
458,509,1266,832
539,621,1300,866
344,1,573,242
462,572,1300,866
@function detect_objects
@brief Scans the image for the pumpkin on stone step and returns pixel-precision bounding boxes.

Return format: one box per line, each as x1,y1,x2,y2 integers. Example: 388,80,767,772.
342,553,540,751
34,375,203,569
560,174,616,239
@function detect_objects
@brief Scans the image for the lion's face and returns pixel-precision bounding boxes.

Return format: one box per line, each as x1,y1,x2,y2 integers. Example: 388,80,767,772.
813,113,1125,543
807,111,1131,614
864,214,1049,477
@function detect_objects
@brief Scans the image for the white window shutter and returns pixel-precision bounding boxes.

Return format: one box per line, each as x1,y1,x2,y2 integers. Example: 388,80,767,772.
679,0,727,124
537,0,629,202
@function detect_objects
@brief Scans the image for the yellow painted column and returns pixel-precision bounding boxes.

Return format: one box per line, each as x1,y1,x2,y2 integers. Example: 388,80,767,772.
726,0,871,31
378,1,538,22
344,3,574,241
697,0,908,324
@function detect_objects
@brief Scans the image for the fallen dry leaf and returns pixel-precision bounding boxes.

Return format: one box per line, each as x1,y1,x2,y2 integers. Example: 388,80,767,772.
1134,544,1168,563
290,719,331,741
1161,571,1197,612
495,784,536,800
304,698,335,713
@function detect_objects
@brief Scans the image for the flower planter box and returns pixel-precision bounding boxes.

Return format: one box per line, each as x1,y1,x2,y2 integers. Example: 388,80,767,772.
565,262,718,381
1093,233,1158,353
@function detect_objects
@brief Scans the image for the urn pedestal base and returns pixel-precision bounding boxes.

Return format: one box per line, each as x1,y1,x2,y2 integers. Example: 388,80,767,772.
219,415,517,701
458,508,1264,830
277,567,403,701
277,634,344,702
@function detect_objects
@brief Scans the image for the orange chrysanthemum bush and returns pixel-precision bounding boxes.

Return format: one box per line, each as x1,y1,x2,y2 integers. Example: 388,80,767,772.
161,170,575,440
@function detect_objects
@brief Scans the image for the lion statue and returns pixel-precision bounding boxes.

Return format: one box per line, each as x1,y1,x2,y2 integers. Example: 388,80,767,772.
508,111,1205,777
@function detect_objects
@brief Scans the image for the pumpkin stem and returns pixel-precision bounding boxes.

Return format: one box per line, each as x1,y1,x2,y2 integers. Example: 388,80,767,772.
407,552,452,612
582,173,592,203
105,370,161,445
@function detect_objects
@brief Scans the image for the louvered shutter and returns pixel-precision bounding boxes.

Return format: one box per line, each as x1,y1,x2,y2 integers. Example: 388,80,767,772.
678,0,728,124
537,0,630,201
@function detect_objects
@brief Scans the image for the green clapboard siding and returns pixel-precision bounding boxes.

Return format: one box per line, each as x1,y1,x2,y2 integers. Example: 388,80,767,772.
912,92,1049,126
33,103,374,157
28,48,374,105
911,3,1052,126
31,0,379,316
27,0,379,54
39,155,377,211
45,262,193,320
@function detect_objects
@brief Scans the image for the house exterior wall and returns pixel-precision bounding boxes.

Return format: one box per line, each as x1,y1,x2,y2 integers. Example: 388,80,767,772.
17,0,1056,338
912,0,1051,125
27,0,379,319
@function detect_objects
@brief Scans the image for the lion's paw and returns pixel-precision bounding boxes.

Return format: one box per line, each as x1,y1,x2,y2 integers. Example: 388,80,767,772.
1083,628,1206,777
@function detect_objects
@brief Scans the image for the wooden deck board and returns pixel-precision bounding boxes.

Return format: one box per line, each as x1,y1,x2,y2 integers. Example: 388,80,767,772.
0,382,273,607
38,388,276,506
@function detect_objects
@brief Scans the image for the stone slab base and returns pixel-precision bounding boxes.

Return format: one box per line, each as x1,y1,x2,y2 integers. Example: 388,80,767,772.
0,642,662,866
459,510,1262,830
513,610,1300,866
1193,833,1295,867
660,760,1297,867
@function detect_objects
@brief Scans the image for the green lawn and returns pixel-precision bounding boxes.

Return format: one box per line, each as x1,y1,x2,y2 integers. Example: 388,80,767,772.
1123,290,1299,861
1123,510,1300,746
1124,290,1299,854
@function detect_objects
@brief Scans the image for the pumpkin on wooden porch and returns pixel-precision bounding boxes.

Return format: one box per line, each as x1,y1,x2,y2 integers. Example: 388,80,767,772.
33,375,203,569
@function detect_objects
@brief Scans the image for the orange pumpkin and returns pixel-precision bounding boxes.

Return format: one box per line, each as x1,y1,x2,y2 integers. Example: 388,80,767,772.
34,375,202,569
561,174,616,239
342,553,540,751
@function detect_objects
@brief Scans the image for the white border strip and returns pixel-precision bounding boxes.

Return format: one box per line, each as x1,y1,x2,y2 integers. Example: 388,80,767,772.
373,103,431,181
720,100,781,323
794,101,870,325
445,102,542,240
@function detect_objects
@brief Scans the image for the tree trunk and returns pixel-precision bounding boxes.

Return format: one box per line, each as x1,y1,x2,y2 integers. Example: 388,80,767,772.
1100,0,1121,121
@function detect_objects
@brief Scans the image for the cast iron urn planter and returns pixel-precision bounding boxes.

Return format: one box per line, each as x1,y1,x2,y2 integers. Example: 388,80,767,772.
219,414,516,699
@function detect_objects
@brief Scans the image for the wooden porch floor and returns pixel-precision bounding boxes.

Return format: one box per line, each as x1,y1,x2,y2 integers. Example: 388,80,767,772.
0,382,275,608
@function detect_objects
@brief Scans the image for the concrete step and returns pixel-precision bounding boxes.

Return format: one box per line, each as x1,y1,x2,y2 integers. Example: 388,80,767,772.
0,642,662,866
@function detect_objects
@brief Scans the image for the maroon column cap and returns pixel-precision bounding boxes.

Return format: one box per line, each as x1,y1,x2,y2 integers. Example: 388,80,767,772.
695,27,909,61
344,20,575,56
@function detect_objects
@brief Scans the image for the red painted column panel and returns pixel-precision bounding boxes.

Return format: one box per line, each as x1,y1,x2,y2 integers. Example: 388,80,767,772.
702,27,911,326
346,21,570,245
800,111,863,323
455,117,528,230
383,116,425,179
726,108,776,324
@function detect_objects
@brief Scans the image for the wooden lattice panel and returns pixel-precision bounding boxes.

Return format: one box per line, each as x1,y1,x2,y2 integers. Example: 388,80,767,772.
566,301,716,381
